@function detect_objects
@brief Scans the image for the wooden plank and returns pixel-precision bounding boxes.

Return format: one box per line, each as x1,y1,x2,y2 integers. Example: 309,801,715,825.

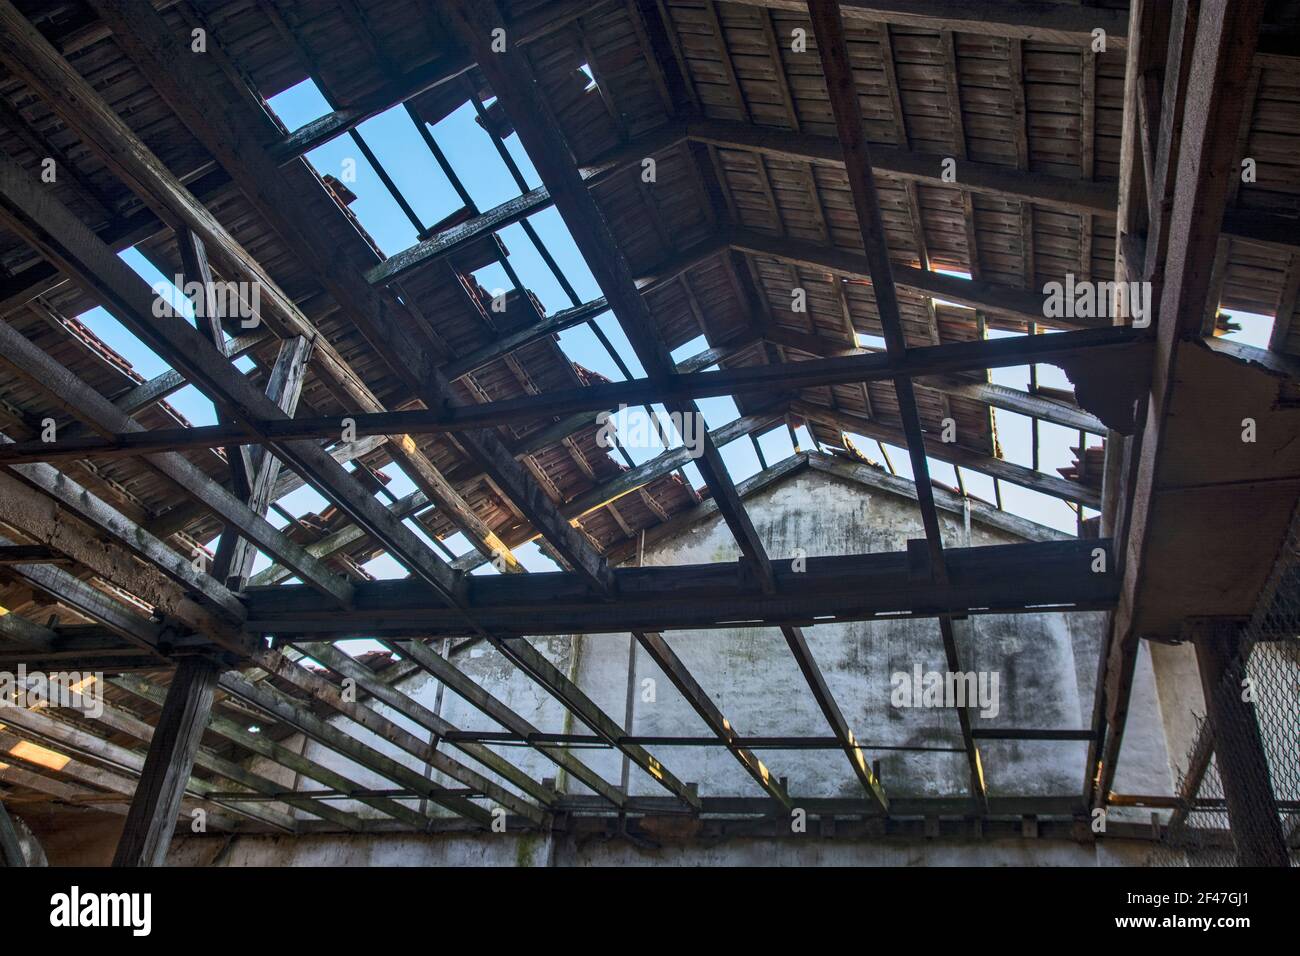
246,648,548,826
215,669,498,827
590,118,1118,217
366,638,626,808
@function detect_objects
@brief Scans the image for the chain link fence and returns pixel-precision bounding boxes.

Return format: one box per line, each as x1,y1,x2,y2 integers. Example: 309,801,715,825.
1151,519,1300,866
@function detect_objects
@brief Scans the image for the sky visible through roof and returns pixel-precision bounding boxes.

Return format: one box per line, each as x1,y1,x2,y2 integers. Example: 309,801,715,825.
69,77,1274,601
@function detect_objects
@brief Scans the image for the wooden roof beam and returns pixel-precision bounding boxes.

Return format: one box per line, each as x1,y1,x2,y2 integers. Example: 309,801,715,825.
243,538,1118,637
0,327,1141,463
85,0,604,591
727,0,1128,47
1089,0,1268,809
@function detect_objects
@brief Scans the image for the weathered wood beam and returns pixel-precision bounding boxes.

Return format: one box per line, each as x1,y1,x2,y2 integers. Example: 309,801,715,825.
0,328,1141,462
0,155,460,605
2,2,521,577
727,229,1095,329
245,648,548,827
630,629,792,807
727,0,1128,46
110,673,417,830
811,0,987,807
87,676,362,832
441,0,770,595
219,335,313,589
793,400,1099,507
1,441,246,622
349,638,625,808
805,453,1067,543
0,531,167,650
88,0,603,590
0,467,246,648
0,800,25,866
0,718,286,831
215,669,498,828
584,119,1119,217
110,656,221,866
244,539,1117,636
1091,0,1267,808
0,257,353,606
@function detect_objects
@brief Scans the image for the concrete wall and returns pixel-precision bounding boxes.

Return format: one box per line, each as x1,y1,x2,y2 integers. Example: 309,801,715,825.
164,829,1157,867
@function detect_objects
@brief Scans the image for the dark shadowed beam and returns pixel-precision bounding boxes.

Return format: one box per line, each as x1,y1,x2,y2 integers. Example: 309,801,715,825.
244,648,549,827
633,628,794,807
268,0,609,161
439,1,773,579
0,701,295,832
0,328,1141,462
0,800,25,866
283,640,578,809
811,0,988,809
0,469,247,653
1090,0,1268,809
215,669,500,829
111,673,433,830
243,540,1118,637
111,656,221,867
217,334,313,589
727,0,1128,46
355,638,627,808
82,0,695,802
1,2,523,578
725,229,1097,330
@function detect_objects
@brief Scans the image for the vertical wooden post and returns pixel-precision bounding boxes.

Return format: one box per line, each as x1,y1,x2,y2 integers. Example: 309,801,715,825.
0,800,26,866
112,657,221,867
1190,619,1289,867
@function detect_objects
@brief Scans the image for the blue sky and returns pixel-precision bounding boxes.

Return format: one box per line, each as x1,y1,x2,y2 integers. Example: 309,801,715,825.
71,77,1275,590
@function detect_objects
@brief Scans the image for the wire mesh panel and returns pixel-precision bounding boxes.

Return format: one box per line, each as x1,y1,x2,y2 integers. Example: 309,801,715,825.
1152,516,1300,866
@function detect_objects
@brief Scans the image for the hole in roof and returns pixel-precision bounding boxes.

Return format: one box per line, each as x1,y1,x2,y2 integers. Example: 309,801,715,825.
267,78,332,130
1217,308,1274,349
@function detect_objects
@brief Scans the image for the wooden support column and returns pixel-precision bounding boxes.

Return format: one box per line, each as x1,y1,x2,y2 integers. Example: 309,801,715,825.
220,335,313,589
1190,619,1290,867
112,656,221,867
0,801,26,866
